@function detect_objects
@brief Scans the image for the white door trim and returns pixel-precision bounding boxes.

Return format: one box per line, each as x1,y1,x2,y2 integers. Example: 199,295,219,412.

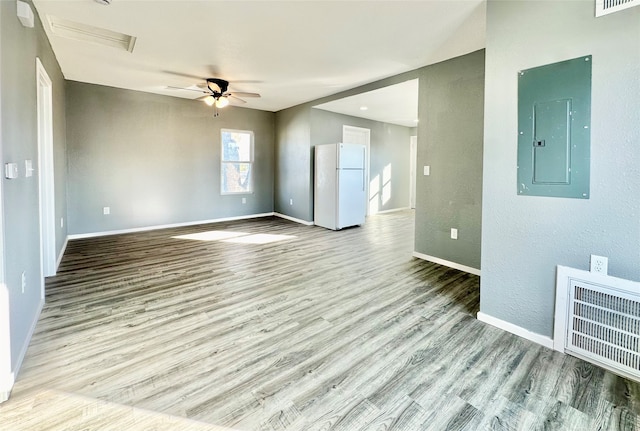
342,125,371,215
36,58,56,282
0,31,12,403
409,136,417,209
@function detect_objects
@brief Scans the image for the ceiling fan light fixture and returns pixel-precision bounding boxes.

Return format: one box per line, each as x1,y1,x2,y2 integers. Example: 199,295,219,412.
203,95,215,106
215,96,229,108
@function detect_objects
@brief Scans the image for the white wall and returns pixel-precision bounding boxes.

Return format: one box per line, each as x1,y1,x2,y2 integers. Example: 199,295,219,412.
481,0,640,338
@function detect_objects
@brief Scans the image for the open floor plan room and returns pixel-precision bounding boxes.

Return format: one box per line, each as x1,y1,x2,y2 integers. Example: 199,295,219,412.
1,211,639,431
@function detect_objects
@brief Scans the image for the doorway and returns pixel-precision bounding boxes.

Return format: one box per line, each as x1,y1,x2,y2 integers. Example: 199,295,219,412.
0,36,10,403
36,58,56,282
342,125,371,215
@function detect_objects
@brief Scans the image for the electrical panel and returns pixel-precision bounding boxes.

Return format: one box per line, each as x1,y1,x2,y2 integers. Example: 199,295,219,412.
517,56,592,198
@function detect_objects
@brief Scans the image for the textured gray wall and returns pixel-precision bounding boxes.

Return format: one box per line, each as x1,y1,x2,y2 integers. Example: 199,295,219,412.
1,0,67,369
310,108,412,213
66,82,275,235
481,0,640,337
274,106,312,221
414,51,485,270
274,52,484,270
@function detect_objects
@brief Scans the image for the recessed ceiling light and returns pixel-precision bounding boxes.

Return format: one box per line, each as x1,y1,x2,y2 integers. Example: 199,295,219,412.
360,106,368,111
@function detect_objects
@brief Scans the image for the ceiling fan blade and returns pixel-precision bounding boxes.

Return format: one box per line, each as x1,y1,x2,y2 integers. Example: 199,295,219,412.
228,91,260,98
166,86,208,94
162,70,203,80
229,95,247,104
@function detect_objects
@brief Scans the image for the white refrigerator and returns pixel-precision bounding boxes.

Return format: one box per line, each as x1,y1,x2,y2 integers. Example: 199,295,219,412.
314,143,366,230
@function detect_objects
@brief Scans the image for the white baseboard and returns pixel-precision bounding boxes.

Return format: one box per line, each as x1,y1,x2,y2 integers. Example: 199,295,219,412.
274,213,314,226
56,236,68,271
0,284,14,403
375,207,410,215
14,298,44,378
68,213,275,240
477,311,554,349
1,296,44,403
412,252,481,276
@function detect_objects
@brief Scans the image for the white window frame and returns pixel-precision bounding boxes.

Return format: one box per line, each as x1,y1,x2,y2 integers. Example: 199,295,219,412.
220,128,254,195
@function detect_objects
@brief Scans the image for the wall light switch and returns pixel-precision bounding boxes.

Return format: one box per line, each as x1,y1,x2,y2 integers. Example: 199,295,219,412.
290,198,293,205
242,197,247,204
5,163,18,179
450,228,458,240
423,166,430,176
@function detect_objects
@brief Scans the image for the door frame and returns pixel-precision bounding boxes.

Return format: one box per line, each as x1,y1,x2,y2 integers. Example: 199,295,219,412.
0,30,12,403
409,136,417,209
36,58,55,282
342,125,371,215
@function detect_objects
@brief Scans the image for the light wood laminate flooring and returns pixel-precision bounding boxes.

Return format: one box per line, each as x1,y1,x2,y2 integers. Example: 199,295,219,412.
1,211,639,430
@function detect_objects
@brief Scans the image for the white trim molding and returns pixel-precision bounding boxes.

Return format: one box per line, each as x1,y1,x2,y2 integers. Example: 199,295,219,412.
412,252,481,276
0,284,13,403
56,236,68,272
477,311,554,349
376,207,410,215
13,299,44,380
274,213,314,226
68,213,275,240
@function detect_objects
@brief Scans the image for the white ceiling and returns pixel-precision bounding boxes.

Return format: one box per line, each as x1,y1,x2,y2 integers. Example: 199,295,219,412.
314,79,419,128
31,0,486,116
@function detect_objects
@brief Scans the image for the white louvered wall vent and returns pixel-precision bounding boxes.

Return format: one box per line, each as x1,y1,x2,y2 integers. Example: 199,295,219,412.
554,266,640,382
596,0,640,16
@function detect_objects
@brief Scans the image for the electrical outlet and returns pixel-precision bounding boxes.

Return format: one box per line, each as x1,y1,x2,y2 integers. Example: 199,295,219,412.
21,272,26,294
242,197,246,204
103,206,110,215
450,228,458,240
61,218,64,228
590,255,608,275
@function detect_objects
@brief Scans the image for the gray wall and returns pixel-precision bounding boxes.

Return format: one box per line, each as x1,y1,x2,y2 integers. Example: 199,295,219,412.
414,51,484,270
66,82,275,235
274,105,312,221
310,108,412,213
274,51,485,270
481,0,640,337
1,0,67,370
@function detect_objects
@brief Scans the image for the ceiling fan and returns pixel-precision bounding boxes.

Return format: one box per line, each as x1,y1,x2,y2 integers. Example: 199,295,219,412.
169,78,260,115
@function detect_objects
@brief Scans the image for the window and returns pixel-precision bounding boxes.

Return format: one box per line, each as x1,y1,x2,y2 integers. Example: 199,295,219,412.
221,129,253,194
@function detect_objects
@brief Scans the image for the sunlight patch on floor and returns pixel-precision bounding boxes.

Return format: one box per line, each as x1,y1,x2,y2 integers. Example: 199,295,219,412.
172,230,296,244
1,388,240,431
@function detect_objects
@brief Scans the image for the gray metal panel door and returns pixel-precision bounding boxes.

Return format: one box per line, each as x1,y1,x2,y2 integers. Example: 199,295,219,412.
517,55,591,199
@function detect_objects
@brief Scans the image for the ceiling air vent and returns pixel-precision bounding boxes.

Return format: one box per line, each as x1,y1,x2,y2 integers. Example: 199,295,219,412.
596,0,640,16
47,15,136,53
